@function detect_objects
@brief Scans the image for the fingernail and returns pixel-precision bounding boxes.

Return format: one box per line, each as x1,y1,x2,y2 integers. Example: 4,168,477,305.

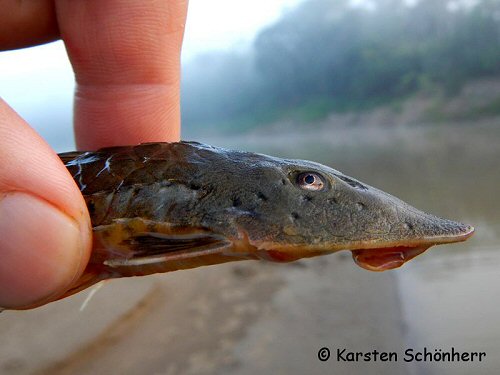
0,193,86,309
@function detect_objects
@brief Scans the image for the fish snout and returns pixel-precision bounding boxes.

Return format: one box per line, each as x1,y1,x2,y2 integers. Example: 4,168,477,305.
345,189,474,272
350,186,474,245
391,207,475,245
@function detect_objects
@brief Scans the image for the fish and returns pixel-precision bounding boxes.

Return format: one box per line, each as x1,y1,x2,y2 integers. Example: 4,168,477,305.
58,141,474,298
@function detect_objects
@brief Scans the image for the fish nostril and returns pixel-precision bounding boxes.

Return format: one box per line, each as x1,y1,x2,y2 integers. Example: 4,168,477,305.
403,222,414,231
232,197,242,207
189,183,201,190
291,212,300,220
335,174,368,190
302,195,313,202
281,178,287,185
356,202,366,211
257,192,268,201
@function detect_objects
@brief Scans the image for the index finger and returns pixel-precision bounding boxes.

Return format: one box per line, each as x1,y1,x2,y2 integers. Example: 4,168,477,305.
56,0,188,149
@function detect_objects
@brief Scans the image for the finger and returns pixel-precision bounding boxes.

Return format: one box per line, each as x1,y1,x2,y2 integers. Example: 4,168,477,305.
0,0,59,50
55,0,189,150
0,99,91,309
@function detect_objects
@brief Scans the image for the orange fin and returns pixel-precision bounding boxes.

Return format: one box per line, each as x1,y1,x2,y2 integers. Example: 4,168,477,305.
103,231,232,268
60,218,236,300
90,218,235,276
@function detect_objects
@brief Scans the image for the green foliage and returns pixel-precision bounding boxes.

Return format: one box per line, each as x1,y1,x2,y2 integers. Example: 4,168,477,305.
181,0,500,133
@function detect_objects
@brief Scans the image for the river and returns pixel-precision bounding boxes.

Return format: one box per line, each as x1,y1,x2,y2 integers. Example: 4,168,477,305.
0,119,498,375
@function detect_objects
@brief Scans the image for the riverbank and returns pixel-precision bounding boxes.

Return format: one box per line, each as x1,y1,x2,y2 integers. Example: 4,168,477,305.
1,252,411,375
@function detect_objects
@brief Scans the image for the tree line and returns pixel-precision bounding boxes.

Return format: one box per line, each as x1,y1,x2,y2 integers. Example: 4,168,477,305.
181,0,500,133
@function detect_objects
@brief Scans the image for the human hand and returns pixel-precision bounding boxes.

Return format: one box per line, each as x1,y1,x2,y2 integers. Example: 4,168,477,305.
0,0,188,309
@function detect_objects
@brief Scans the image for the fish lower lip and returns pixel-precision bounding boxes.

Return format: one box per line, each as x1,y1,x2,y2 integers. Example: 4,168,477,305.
351,246,430,272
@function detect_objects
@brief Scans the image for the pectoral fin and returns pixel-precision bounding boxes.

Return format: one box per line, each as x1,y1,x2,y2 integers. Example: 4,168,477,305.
58,218,238,300
91,218,234,272
104,231,232,267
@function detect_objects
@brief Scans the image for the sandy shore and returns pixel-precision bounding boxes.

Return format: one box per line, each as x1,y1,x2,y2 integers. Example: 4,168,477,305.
0,251,412,375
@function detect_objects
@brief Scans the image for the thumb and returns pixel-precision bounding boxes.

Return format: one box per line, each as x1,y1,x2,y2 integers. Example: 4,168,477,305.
0,99,91,309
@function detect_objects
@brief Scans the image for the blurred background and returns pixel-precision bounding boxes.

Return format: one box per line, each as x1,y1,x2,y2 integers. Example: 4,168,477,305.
1,0,500,374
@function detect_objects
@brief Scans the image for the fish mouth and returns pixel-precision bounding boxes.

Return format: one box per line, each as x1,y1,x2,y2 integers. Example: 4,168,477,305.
245,223,474,270
350,225,475,271
351,245,430,271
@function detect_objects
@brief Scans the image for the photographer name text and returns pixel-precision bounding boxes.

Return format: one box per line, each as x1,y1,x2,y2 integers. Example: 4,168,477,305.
318,347,486,363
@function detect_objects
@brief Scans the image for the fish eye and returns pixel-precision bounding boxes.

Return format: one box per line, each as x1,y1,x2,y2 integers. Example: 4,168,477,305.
296,172,325,191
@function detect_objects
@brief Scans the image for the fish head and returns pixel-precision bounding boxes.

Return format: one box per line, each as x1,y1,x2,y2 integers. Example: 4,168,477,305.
205,149,474,271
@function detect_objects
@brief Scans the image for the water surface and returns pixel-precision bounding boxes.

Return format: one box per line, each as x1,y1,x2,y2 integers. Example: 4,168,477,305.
204,120,500,375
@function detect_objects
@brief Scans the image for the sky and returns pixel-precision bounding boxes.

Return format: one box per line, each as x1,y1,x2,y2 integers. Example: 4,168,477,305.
183,0,303,59
0,0,303,151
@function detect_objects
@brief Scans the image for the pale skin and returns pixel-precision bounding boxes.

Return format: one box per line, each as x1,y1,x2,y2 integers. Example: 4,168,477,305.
0,0,188,309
